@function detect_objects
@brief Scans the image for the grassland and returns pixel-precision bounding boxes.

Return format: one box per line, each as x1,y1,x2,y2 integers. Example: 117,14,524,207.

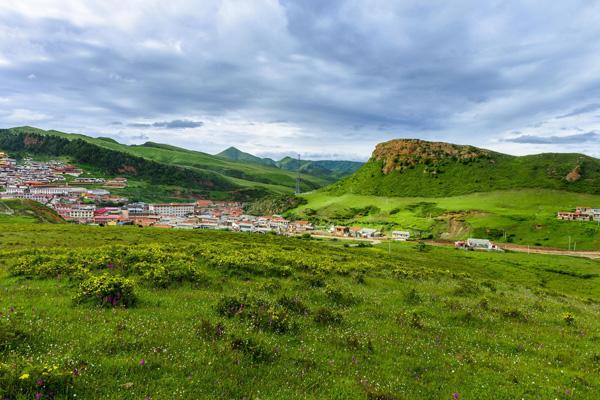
291,189,600,250
1,224,600,399
0,200,64,224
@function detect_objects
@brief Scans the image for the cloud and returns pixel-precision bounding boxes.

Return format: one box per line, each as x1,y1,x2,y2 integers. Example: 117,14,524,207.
1,1,600,158
503,131,600,144
126,119,204,129
556,104,600,119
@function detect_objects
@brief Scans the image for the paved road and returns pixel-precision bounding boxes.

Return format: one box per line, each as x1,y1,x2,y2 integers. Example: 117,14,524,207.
423,240,600,260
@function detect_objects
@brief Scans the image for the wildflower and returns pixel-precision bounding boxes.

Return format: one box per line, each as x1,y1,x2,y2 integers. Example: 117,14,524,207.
36,378,44,386
139,358,145,366
35,393,43,400
452,393,460,400
19,373,30,380
72,368,80,376
107,263,114,270
9,306,15,313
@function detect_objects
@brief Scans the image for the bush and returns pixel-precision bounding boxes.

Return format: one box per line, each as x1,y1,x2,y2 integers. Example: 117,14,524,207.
0,311,28,351
0,361,75,399
404,288,423,305
216,295,247,317
324,284,359,306
277,295,309,315
229,336,277,362
453,281,482,297
74,274,136,307
216,295,296,334
563,312,576,326
195,318,226,342
313,307,344,326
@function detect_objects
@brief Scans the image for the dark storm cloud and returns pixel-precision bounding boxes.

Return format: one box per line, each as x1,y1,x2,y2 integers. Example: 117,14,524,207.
504,131,600,144
1,1,600,157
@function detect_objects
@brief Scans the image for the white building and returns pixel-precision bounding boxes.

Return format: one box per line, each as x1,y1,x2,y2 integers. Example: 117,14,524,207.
149,203,195,217
392,231,411,241
69,205,96,222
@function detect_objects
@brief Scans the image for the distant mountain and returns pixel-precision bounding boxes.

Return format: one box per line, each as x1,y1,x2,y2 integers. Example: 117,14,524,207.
0,127,334,201
217,146,277,167
217,147,364,181
327,138,600,197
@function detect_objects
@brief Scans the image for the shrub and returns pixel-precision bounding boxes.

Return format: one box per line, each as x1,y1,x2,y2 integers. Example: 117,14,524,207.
453,280,482,297
404,288,423,305
216,295,247,317
324,284,359,306
313,307,344,326
0,361,75,399
563,312,576,326
195,318,226,342
74,274,136,307
396,311,425,329
277,295,309,315
0,311,28,351
502,309,528,322
229,336,277,362
216,295,296,333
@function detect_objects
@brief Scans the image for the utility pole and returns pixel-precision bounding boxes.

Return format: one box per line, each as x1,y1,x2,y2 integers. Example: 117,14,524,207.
295,153,301,195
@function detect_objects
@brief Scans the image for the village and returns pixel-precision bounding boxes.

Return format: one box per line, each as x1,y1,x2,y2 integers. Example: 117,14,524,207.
557,207,600,222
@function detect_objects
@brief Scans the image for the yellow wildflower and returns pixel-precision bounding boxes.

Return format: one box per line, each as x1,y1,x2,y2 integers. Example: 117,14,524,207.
19,373,30,380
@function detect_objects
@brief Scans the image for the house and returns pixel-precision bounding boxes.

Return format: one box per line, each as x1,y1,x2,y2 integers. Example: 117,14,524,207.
291,220,314,232
357,228,380,238
334,226,350,236
103,177,128,188
392,231,411,241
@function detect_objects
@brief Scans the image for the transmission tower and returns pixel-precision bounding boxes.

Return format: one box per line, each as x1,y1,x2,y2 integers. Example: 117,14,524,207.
295,153,301,194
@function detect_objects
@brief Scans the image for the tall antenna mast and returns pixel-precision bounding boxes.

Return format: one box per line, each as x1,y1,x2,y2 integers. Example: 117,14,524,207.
295,153,301,194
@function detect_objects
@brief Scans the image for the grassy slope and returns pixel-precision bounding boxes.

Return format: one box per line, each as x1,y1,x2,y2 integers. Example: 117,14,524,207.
1,225,600,399
328,150,600,198
0,199,64,224
293,189,600,250
6,127,328,194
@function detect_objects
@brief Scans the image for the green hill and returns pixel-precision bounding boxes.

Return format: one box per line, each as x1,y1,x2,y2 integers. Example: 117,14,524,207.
216,148,364,181
0,199,64,224
328,139,600,197
0,127,334,201
217,146,277,167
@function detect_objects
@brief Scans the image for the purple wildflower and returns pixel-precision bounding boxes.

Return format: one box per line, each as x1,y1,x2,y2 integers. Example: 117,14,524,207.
452,393,460,400
9,306,15,313
72,368,80,377
36,379,44,386
107,263,114,270
35,393,43,400
139,358,145,366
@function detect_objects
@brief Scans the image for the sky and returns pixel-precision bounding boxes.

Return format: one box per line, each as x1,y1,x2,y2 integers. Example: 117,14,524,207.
1,1,600,161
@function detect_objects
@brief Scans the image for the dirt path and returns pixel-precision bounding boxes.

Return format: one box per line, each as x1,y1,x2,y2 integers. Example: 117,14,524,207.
423,240,600,260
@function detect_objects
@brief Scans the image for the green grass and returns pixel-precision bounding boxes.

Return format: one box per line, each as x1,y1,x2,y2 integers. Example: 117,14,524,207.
292,189,600,250
0,200,64,224
1,224,600,398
